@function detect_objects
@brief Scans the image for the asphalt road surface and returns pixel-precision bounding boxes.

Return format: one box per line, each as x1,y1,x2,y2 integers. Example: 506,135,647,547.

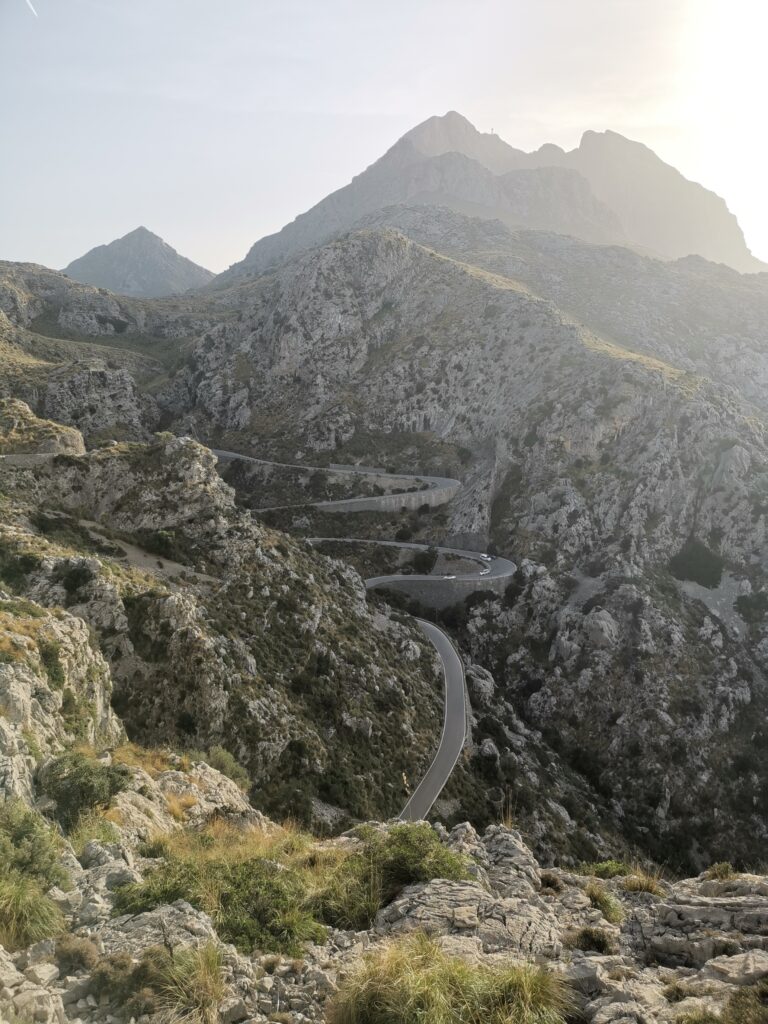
399,618,467,821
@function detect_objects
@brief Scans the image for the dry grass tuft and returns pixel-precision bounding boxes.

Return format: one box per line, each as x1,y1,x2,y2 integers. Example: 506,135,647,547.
329,931,572,1024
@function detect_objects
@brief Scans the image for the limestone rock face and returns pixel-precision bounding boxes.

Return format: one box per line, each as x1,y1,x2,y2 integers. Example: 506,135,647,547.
0,399,84,455
0,596,123,802
376,876,562,956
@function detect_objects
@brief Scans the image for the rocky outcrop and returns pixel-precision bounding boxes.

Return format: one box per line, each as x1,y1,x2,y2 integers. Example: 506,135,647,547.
3,815,768,1024
0,399,84,455
0,595,123,802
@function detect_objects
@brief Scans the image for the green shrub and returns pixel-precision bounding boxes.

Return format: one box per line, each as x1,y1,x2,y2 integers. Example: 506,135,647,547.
114,856,325,955
0,799,68,889
576,859,631,879
621,869,664,896
675,1011,721,1024
669,539,724,589
37,641,65,688
0,871,64,950
540,871,564,893
55,934,100,972
40,752,131,831
585,881,624,923
312,823,471,930
203,746,250,790
412,546,438,574
567,926,617,954
115,822,468,954
150,942,224,1024
329,931,571,1024
736,592,768,624
67,809,120,855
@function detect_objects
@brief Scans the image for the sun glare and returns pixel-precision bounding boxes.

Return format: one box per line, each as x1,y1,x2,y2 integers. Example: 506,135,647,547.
680,0,768,257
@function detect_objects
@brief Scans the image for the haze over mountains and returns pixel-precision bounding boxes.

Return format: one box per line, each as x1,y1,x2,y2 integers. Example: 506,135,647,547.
222,111,765,281
63,225,214,298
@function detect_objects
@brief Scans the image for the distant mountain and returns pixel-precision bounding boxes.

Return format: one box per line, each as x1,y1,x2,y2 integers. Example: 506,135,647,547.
217,112,625,283
519,129,765,272
63,226,214,298
219,111,763,281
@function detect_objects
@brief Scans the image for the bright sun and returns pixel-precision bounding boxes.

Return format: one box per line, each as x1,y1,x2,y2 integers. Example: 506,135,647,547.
680,0,768,259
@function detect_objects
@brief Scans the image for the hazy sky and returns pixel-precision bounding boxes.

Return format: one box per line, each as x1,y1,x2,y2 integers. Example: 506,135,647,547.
2,0,767,272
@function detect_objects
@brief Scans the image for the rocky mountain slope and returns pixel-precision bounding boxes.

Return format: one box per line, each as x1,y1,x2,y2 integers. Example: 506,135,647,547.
351,204,768,411
0,401,446,826
221,111,763,280
0,399,765,1017
63,226,214,298
1,129,768,874
147,224,768,868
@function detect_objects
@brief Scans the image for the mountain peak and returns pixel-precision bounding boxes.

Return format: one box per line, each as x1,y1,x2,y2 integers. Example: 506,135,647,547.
63,228,214,298
396,110,527,174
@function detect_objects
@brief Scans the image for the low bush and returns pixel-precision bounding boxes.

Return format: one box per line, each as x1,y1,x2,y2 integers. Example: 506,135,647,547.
577,860,631,879
55,934,100,972
151,942,225,1024
585,881,624,923
567,926,617,954
0,871,64,950
201,746,250,790
540,871,564,893
736,592,768,625
621,869,664,897
40,752,131,831
675,1011,720,1024
92,943,225,1024
669,539,724,589
114,853,325,955
723,979,768,1024
311,823,470,930
328,931,571,1024
0,799,68,889
37,640,65,688
67,809,121,855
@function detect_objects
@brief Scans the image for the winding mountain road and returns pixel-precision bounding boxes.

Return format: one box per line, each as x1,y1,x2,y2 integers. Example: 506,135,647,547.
401,619,466,821
213,447,517,821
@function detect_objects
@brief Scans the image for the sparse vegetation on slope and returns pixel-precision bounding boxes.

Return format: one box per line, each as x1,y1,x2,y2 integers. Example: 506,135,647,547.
115,821,469,953
328,932,571,1024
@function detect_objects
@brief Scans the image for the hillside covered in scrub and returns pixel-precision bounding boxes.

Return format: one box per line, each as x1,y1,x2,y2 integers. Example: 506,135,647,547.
0,400,444,827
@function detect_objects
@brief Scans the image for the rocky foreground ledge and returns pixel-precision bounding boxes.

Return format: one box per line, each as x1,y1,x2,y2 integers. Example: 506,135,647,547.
1,749,767,1024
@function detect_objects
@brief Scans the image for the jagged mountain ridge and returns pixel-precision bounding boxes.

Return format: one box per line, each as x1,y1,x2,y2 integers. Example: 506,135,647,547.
221,110,764,281
63,225,214,298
